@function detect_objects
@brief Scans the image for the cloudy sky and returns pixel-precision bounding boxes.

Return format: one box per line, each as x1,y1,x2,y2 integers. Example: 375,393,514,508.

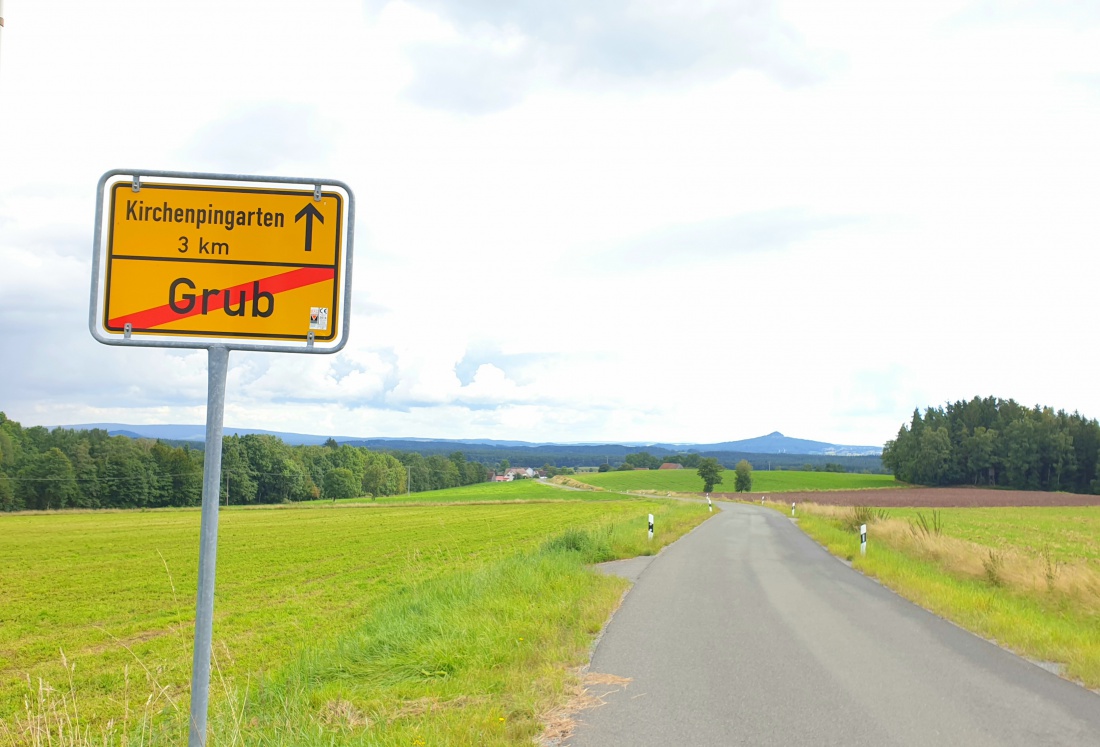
2,0,1099,448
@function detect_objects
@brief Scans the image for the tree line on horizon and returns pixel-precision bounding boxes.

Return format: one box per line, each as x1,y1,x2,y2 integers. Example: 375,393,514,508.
603,450,857,474
881,396,1100,493
342,439,886,473
0,413,490,511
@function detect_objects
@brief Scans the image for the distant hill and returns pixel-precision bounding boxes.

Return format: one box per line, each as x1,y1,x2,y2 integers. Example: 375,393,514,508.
58,424,884,453
60,423,332,445
55,424,884,464
686,431,882,457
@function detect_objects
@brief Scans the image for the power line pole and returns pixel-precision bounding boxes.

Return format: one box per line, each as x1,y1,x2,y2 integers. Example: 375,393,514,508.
1,0,6,80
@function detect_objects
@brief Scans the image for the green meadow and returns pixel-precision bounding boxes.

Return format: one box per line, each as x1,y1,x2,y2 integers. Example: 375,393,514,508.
572,468,900,494
370,480,628,504
787,502,1100,689
1,481,709,745
878,506,1100,566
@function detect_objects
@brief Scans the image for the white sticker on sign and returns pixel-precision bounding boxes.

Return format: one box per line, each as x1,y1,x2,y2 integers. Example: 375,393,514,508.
309,307,329,330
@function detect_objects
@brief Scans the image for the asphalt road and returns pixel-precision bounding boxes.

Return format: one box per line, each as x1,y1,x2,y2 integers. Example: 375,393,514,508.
566,503,1100,746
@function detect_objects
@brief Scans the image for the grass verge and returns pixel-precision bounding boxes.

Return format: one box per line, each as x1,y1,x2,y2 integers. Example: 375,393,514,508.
781,501,1100,690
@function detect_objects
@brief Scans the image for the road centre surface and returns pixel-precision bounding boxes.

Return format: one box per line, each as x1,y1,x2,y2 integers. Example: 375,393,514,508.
567,503,1100,746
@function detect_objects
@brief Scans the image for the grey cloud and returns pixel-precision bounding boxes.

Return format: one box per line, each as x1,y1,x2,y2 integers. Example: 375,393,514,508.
378,0,831,113
181,103,335,173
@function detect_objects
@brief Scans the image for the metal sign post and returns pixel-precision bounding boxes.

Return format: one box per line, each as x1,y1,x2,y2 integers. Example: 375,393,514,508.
90,170,354,747
189,346,228,746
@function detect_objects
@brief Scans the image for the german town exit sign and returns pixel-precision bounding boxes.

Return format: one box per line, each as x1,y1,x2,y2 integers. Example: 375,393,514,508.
91,170,354,353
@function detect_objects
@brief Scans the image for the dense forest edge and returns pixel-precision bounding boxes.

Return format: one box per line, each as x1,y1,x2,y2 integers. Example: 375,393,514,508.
0,412,483,511
882,396,1100,494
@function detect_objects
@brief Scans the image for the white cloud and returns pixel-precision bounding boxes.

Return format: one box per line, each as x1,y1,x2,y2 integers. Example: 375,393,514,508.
2,0,1100,449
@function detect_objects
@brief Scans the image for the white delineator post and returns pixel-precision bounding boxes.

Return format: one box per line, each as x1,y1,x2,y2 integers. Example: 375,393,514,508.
860,524,867,556
648,513,654,541
791,502,796,517
707,494,712,512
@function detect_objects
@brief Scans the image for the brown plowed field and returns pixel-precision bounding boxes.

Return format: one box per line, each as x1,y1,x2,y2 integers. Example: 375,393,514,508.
714,487,1100,508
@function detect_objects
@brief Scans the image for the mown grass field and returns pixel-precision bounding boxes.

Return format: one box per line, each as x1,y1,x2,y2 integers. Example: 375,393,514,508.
370,480,627,504
1,481,709,745
785,501,1100,689
572,468,900,494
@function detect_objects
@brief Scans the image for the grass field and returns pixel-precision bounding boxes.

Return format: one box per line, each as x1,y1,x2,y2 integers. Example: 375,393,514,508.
785,501,1100,689
370,480,627,504
572,469,900,494
0,481,709,745
875,506,1100,566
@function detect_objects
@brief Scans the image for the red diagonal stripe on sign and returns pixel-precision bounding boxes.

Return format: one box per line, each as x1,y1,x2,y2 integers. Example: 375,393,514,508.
109,266,335,330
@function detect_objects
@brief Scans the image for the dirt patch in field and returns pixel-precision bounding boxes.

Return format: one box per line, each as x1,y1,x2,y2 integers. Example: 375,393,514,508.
713,487,1100,508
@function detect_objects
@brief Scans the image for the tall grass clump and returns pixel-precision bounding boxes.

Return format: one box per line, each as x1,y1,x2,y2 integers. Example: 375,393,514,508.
982,549,1006,587
540,526,615,563
842,506,889,532
909,509,944,538
1,654,181,747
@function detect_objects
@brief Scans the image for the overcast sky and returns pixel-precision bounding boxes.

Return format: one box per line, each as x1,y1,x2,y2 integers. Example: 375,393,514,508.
2,0,1099,448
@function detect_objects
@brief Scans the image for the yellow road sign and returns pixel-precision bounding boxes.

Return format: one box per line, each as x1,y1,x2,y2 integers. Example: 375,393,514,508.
91,172,354,352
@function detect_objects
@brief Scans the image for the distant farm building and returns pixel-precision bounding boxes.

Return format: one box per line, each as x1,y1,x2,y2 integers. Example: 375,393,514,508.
659,463,683,470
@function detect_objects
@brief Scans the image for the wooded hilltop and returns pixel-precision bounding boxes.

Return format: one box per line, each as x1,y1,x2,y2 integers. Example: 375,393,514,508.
882,396,1100,493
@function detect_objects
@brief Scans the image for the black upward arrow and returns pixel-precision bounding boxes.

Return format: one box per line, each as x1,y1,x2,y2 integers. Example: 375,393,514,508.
295,203,324,252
